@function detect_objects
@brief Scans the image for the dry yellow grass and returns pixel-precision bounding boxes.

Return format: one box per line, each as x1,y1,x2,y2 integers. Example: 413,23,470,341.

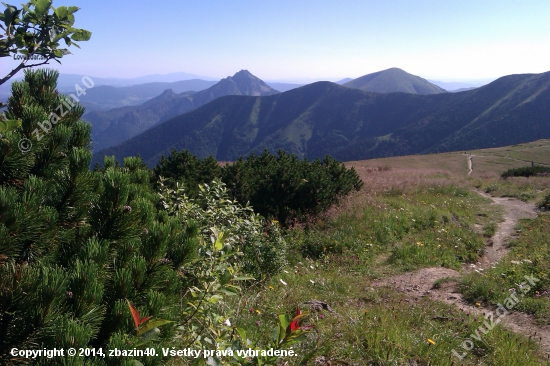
345,139,550,180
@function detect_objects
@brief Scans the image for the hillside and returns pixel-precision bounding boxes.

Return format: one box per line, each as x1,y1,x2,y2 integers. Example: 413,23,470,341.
343,68,447,94
85,70,278,152
92,71,550,167
347,139,550,179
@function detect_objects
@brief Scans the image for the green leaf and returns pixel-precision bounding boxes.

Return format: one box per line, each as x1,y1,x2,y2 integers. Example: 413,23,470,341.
236,327,247,342
0,119,21,133
70,29,91,41
3,6,16,27
66,12,75,25
67,6,80,14
278,314,290,331
220,270,231,285
54,6,68,18
218,287,239,296
53,49,63,57
14,34,24,48
272,325,280,344
133,361,144,366
136,318,173,337
232,276,255,281
214,231,225,251
207,294,222,303
34,0,51,16
53,30,70,43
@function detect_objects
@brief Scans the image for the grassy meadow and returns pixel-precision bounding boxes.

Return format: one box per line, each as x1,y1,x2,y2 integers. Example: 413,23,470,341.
219,140,550,365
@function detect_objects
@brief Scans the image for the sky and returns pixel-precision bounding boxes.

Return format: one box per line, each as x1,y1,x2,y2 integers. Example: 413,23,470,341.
3,0,550,83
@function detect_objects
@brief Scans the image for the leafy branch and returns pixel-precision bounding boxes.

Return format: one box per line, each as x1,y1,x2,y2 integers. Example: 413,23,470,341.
0,0,92,85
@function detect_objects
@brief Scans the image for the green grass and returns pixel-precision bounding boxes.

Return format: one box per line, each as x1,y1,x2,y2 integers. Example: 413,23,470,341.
212,146,550,365
460,213,550,324
433,276,459,289
288,185,493,273
475,176,550,203
230,261,545,365
483,222,497,238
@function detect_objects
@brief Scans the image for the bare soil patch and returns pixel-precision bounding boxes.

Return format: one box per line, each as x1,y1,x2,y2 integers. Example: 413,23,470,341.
375,191,549,353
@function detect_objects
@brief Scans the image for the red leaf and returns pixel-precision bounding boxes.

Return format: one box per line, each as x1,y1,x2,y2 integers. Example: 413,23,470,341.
126,299,151,329
126,299,141,329
289,307,301,332
139,315,151,325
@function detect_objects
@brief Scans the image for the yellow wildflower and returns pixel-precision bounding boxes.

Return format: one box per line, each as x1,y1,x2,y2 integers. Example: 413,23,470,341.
427,338,435,345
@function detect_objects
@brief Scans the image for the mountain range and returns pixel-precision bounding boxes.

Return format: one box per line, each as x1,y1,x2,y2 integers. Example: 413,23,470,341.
72,79,218,112
84,68,459,152
0,69,487,104
91,71,550,167
86,70,278,152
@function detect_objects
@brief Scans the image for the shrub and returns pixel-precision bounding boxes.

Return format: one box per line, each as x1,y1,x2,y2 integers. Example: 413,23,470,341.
158,178,287,279
153,149,364,227
157,178,292,357
538,192,550,211
0,70,198,365
153,149,221,197
222,149,364,226
501,165,550,178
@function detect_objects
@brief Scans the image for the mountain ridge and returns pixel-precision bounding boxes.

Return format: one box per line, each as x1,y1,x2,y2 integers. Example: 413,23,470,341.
85,70,278,152
91,71,550,167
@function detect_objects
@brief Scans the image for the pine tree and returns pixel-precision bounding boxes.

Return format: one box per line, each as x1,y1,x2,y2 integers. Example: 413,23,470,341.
0,69,198,365
221,149,364,226
153,149,221,197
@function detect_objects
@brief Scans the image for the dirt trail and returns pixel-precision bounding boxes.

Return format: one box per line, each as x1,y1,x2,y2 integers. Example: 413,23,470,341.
467,154,473,176
475,190,537,268
375,192,548,353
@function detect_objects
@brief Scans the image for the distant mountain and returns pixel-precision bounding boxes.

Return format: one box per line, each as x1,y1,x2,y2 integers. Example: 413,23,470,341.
85,70,279,152
336,78,353,84
343,68,447,94
449,87,477,93
92,71,550,167
0,72,219,104
429,79,495,91
114,72,218,84
71,79,218,112
51,72,218,88
265,82,304,92
428,80,479,91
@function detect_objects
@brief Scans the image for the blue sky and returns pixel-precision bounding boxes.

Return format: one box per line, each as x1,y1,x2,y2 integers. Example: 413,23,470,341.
4,0,550,82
